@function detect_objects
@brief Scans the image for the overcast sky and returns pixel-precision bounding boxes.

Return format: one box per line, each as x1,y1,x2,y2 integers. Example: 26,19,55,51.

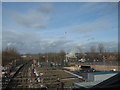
2,2,118,54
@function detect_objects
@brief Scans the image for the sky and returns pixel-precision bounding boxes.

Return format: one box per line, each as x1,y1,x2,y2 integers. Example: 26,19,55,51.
2,2,118,54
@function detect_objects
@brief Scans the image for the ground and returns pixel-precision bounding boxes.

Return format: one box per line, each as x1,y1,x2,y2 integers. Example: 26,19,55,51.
37,66,84,88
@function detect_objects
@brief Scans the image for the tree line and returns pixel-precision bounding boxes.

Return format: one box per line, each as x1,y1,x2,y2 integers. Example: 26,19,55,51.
2,43,118,66
2,47,20,66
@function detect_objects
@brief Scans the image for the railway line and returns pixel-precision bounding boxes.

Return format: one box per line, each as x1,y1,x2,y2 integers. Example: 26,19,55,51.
2,64,24,90
3,60,36,90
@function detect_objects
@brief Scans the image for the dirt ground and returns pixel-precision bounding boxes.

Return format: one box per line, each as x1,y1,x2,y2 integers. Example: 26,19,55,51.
37,67,84,88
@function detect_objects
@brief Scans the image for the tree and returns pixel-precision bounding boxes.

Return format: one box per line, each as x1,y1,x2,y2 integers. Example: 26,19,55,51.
58,50,66,61
90,46,96,53
2,47,20,66
98,43,104,53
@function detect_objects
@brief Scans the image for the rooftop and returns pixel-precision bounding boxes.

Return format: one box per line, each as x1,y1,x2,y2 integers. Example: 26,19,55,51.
88,71,120,75
74,80,104,88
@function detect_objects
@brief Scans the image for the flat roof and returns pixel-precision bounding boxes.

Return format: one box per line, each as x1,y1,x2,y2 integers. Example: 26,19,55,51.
88,71,120,75
74,80,104,88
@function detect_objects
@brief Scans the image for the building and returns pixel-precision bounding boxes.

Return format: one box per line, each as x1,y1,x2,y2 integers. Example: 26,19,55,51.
87,71,119,82
73,71,119,88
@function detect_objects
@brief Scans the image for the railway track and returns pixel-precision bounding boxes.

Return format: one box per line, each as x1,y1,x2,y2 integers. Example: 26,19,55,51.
2,60,84,90
3,60,37,90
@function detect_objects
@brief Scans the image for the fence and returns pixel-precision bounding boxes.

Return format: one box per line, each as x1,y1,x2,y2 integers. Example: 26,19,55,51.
77,61,120,66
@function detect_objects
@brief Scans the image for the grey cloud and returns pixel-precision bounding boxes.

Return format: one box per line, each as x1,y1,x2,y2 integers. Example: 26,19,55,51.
2,30,118,53
71,15,115,34
11,4,53,29
79,41,118,52
2,30,75,54
38,3,54,13
32,24,46,28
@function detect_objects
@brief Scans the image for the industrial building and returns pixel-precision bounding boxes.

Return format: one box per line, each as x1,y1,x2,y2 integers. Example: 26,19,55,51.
73,71,120,88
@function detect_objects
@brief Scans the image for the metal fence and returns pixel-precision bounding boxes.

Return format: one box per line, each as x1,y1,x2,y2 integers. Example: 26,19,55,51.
78,61,120,66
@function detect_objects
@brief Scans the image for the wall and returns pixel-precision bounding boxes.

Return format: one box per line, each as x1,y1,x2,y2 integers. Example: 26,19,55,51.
90,65,120,71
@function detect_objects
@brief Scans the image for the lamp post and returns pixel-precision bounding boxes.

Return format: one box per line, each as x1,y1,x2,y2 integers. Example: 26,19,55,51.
65,32,68,66
103,55,106,71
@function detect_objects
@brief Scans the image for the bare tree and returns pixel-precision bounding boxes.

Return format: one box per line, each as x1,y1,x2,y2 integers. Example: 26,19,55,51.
98,43,104,53
2,47,20,66
58,50,65,60
90,46,96,53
